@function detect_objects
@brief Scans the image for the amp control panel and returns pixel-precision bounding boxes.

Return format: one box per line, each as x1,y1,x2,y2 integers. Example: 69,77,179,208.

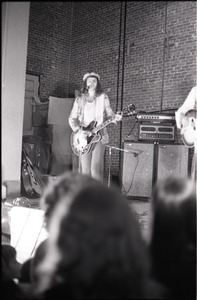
138,124,175,141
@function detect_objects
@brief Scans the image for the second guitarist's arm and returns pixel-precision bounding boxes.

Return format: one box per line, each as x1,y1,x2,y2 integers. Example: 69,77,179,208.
175,86,197,129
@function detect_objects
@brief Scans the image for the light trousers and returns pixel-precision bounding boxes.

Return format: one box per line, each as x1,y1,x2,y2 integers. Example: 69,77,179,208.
79,141,105,181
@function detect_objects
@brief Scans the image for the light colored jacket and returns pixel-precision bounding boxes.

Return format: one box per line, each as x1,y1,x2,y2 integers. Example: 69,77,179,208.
68,93,115,144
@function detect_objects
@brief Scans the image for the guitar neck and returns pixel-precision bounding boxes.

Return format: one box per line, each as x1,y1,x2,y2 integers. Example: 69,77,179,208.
90,104,135,134
92,116,115,134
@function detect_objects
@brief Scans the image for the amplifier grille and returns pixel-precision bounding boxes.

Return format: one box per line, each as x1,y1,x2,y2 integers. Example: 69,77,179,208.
138,124,175,141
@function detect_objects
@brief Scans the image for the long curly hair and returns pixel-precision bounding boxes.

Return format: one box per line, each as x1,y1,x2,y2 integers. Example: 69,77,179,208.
81,75,103,96
35,178,158,299
40,172,98,228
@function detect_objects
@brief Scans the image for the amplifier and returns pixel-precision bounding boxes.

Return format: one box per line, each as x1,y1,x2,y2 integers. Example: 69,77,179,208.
137,112,175,123
138,124,175,141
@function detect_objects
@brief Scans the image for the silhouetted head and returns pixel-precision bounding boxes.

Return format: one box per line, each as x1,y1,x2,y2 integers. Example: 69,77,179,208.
35,179,154,298
41,172,98,228
2,244,21,280
150,176,196,299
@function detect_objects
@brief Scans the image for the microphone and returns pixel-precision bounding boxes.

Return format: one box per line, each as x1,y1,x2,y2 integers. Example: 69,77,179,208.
82,87,88,93
82,86,90,93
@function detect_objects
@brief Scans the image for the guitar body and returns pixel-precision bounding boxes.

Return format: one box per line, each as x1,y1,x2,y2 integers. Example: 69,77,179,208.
71,121,102,156
70,104,136,156
180,110,197,148
21,149,44,197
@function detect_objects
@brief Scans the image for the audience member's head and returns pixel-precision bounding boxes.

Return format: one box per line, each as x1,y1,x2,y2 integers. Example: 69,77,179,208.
19,258,32,284
18,240,48,299
41,172,98,228
2,243,21,281
2,244,26,299
149,176,196,299
31,239,48,283
33,175,161,299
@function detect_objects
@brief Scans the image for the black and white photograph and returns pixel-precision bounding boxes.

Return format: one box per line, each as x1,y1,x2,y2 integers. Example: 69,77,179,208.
2,2,196,299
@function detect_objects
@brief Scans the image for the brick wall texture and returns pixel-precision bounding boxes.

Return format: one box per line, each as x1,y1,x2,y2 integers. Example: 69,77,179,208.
27,2,73,100
27,1,196,179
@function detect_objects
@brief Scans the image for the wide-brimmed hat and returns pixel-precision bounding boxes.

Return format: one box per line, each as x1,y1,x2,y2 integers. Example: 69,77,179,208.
83,72,100,81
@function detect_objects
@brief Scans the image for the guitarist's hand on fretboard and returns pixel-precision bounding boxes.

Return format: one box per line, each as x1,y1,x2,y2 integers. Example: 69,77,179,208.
111,113,123,124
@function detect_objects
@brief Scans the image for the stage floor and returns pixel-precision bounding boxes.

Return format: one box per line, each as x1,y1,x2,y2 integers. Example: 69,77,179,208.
2,202,48,263
2,197,151,264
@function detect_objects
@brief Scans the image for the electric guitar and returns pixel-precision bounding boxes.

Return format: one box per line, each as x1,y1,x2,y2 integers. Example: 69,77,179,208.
70,104,136,156
180,109,197,147
21,148,45,197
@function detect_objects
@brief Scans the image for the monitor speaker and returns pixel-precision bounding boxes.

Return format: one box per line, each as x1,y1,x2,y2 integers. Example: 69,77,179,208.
122,142,155,199
157,144,189,181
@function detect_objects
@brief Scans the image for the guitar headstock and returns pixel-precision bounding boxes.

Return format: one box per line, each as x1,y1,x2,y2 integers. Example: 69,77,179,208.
122,104,136,117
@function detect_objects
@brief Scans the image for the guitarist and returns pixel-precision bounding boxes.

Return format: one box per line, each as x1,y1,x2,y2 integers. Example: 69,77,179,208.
68,72,121,181
175,85,197,180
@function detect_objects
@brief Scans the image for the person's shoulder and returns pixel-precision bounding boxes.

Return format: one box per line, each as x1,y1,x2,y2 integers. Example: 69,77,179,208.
101,93,109,100
96,92,107,100
190,86,197,100
189,85,197,94
193,85,197,92
75,95,83,103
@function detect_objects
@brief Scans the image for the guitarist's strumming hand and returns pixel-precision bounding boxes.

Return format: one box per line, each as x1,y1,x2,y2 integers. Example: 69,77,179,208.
175,111,189,130
180,112,189,129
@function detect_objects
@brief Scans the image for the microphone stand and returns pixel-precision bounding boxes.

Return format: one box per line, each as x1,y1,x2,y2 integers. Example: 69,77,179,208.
77,87,94,174
105,144,142,188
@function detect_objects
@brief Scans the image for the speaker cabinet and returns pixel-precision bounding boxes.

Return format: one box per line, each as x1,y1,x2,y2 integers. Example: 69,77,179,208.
157,144,189,181
122,142,155,199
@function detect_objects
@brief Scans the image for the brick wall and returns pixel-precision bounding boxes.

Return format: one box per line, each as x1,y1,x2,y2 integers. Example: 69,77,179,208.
69,1,196,179
26,2,73,101
26,1,196,179
69,2,124,179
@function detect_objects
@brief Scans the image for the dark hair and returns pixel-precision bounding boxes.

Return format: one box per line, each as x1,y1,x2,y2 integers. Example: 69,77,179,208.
35,182,161,299
150,176,196,299
41,172,98,228
20,258,32,283
82,76,103,96
31,239,48,283
2,244,17,265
